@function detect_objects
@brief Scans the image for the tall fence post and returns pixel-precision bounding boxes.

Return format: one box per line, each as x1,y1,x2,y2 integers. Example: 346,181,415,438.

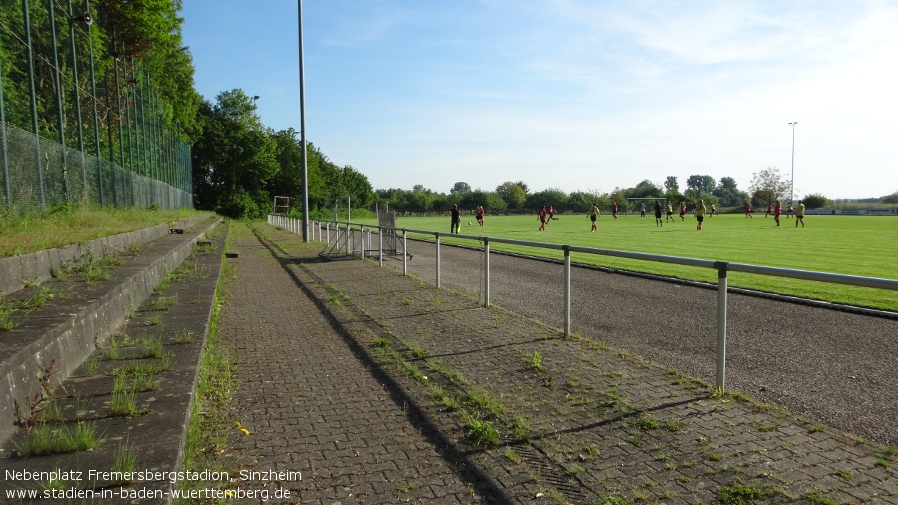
483,238,490,307
563,246,571,338
378,227,383,267
435,233,441,288
716,263,729,394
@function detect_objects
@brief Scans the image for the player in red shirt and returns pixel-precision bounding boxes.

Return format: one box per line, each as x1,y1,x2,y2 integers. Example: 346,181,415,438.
744,203,753,218
538,205,548,231
774,200,782,226
766,204,773,218
679,202,687,221
476,206,485,226
611,202,618,220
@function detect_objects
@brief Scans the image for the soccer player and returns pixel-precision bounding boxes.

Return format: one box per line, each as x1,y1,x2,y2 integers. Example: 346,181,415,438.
538,205,548,231
666,201,675,222
766,204,772,218
611,202,619,220
640,203,646,218
787,202,794,218
774,200,782,226
588,203,601,232
744,203,753,218
450,204,461,234
679,202,687,221
653,200,663,227
548,205,558,221
695,200,707,230
476,206,485,226
796,200,805,227
709,203,717,217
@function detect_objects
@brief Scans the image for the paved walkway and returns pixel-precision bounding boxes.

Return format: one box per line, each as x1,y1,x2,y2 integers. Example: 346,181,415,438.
218,223,898,504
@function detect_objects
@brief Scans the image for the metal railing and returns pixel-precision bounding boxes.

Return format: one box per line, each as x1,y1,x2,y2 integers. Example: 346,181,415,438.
267,215,898,393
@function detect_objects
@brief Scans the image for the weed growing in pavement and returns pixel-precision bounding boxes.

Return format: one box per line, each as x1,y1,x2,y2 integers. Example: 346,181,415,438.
106,338,121,360
20,285,55,311
525,350,546,372
145,313,163,326
837,469,852,480
633,415,659,431
173,328,195,344
84,358,100,376
111,439,139,480
465,389,504,419
717,481,765,505
565,464,585,476
38,477,68,493
150,295,177,311
373,337,391,348
109,374,141,417
402,340,428,358
402,297,414,305
802,491,836,505
465,418,499,446
0,299,17,331
15,421,99,456
140,336,164,358
503,447,520,463
509,416,532,442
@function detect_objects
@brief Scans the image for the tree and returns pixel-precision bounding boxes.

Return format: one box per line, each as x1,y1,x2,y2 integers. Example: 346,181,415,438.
526,188,568,210
882,191,898,204
450,182,472,196
712,177,748,207
192,89,278,218
686,175,716,195
495,181,527,209
626,180,663,199
802,193,831,209
749,166,792,206
664,176,679,192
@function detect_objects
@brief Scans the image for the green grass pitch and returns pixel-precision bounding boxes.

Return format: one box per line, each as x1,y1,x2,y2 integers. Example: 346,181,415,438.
355,212,898,311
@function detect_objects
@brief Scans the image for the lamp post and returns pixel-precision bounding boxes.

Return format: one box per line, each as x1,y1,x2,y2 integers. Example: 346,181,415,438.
252,95,260,106
788,122,797,205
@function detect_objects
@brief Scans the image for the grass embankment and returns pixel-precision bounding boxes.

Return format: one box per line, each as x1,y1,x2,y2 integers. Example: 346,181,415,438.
0,206,212,257
354,213,898,311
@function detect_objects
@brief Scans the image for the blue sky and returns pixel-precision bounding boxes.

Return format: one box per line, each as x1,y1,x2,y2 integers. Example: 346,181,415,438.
181,1,898,200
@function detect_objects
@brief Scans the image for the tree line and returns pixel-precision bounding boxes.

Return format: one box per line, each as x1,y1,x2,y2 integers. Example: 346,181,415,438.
375,170,838,215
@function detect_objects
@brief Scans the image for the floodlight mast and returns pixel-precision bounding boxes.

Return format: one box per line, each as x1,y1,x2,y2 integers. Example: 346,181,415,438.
789,122,797,205
298,0,309,242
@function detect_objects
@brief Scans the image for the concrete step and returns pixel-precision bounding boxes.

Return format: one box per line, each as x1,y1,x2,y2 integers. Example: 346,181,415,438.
0,217,221,445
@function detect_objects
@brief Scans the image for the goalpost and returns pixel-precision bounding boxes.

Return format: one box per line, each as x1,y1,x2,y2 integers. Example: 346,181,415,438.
624,197,667,217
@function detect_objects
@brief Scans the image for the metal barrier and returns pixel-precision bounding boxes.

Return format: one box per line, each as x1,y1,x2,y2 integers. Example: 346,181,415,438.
267,215,898,394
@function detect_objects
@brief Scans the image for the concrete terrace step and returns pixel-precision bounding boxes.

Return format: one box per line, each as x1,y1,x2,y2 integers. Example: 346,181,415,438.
0,216,209,298
0,217,220,445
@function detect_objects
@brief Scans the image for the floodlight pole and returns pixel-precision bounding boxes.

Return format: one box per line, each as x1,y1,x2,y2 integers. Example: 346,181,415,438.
298,0,309,242
789,122,797,205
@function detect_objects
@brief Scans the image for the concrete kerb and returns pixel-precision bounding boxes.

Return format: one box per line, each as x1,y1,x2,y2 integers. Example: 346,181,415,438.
0,217,221,445
0,216,208,297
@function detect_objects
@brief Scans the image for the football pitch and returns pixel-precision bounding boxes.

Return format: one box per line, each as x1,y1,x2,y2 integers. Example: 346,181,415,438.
355,213,898,311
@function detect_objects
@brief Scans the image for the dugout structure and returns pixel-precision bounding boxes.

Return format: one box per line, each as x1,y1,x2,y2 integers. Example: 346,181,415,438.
273,196,291,215
625,197,667,216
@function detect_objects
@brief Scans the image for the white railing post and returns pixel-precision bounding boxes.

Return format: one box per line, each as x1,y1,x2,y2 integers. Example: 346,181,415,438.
435,233,441,288
564,246,571,338
402,229,408,275
326,222,330,246
716,263,729,394
378,227,383,267
484,238,490,307
360,226,365,259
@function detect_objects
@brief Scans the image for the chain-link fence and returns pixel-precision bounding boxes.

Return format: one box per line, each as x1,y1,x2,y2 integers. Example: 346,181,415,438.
1,121,192,213
1,1,193,216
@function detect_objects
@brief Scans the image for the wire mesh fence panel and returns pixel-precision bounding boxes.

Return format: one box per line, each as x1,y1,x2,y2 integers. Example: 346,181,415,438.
1,121,191,215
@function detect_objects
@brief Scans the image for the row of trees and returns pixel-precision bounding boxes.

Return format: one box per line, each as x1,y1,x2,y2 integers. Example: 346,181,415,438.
191,90,375,218
374,170,835,215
